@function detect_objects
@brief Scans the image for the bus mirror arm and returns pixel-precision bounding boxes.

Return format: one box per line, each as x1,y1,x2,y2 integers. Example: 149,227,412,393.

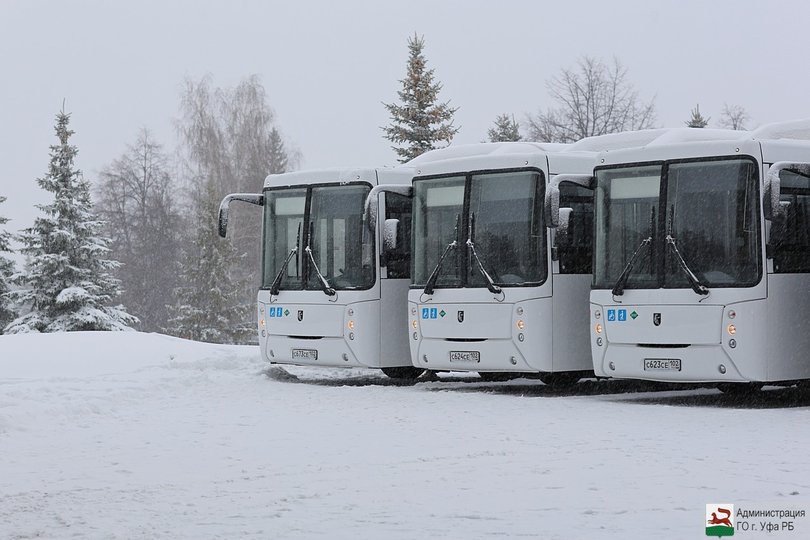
545,174,593,228
218,193,264,238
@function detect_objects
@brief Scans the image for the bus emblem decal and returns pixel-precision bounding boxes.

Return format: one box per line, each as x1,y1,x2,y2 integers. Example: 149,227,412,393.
457,311,464,323
297,310,304,322
653,313,661,326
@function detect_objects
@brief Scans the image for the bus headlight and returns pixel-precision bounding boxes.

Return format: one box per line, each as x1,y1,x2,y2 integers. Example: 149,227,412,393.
595,323,603,334
516,319,525,330
727,324,736,335
347,320,355,330
411,319,418,329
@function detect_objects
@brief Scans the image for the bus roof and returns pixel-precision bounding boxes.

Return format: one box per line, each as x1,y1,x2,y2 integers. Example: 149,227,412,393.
576,119,810,154
404,142,570,166
262,166,413,189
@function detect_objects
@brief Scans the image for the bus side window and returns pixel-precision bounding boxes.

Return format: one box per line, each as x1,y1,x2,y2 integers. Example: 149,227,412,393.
772,170,810,273
558,183,594,274
384,192,412,279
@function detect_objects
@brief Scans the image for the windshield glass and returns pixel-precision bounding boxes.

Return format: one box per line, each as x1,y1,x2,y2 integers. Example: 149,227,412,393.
663,160,760,287
412,170,546,289
306,184,373,290
262,188,306,290
594,165,661,289
467,171,545,286
262,183,373,291
594,158,761,290
412,176,465,288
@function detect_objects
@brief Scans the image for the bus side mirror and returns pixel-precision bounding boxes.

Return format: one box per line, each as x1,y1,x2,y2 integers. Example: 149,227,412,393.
218,193,264,238
383,218,399,252
551,208,573,261
556,208,573,247
362,184,413,268
764,164,785,221
545,184,561,227
545,174,593,229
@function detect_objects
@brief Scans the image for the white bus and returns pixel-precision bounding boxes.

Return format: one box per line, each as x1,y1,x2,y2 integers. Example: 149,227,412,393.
219,167,424,379
584,122,810,392
372,142,605,384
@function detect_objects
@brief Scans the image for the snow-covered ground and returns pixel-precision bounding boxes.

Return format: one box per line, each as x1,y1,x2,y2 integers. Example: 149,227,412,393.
1,332,809,539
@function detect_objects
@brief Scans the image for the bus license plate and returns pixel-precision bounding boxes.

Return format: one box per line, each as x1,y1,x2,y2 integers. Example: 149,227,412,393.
292,348,318,361
449,351,480,363
643,358,681,371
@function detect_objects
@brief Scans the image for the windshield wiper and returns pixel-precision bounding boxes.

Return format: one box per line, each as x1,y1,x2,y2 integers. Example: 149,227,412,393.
665,236,709,295
612,207,655,296
423,214,460,295
467,213,501,294
665,205,708,295
270,223,301,296
304,222,336,296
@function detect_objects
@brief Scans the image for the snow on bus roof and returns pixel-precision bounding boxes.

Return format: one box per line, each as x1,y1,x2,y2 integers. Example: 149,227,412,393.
566,128,744,152
565,119,810,154
405,142,569,165
749,118,810,141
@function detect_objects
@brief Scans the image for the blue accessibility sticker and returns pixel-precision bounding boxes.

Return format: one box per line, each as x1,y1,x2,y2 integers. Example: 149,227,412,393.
618,309,627,322
607,309,616,321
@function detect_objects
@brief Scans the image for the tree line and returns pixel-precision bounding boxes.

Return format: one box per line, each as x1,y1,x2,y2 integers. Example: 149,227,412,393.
0,76,296,342
0,35,754,341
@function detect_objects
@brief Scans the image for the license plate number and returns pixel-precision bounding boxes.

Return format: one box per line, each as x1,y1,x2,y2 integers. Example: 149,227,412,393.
643,358,681,371
449,351,480,363
292,348,318,361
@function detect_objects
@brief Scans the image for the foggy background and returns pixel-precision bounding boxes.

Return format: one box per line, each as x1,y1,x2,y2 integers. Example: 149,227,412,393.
2,0,809,234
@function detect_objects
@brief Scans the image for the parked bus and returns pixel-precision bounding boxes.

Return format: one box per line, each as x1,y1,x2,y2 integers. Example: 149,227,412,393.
366,142,605,384
219,167,423,379
579,122,810,392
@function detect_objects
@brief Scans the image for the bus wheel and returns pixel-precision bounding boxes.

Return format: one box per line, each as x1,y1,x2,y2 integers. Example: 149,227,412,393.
381,366,426,380
717,382,763,395
478,372,521,382
539,372,581,387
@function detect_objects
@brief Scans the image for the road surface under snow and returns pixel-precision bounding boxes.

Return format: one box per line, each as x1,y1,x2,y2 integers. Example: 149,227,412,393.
1,332,808,539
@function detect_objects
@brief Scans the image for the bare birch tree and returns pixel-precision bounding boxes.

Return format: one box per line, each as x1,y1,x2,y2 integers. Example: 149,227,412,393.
172,75,298,341
96,128,181,331
525,56,656,143
718,104,750,130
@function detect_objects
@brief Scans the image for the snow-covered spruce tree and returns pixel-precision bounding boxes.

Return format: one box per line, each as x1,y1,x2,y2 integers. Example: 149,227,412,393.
165,177,252,344
487,113,522,142
685,104,710,128
382,34,459,163
4,110,137,334
0,196,17,332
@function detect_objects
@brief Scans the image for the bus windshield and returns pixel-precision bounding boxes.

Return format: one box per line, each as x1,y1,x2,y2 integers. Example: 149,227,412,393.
412,170,546,289
594,158,761,291
262,183,373,292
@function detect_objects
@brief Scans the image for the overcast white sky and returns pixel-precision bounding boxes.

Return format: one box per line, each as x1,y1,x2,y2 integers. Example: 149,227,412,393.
2,0,810,235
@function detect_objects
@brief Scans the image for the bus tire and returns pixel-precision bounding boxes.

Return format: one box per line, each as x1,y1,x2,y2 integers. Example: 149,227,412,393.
717,382,763,394
478,372,522,382
539,372,581,387
381,366,425,380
